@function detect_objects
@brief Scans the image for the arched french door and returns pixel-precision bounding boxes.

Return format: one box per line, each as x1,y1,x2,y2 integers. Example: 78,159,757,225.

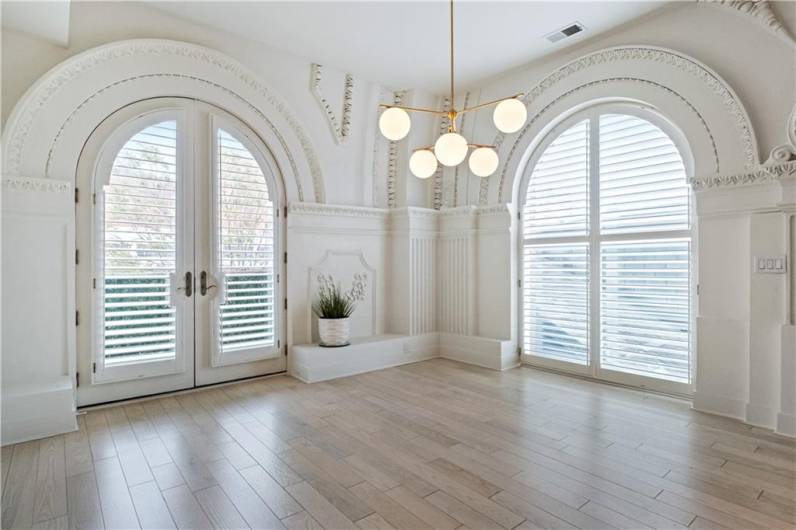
518,103,695,395
75,98,286,406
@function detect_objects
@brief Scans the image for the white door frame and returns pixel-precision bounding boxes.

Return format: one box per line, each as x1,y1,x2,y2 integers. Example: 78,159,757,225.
75,97,286,406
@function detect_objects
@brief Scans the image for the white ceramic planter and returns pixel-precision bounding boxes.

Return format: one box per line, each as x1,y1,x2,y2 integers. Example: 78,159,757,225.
318,318,351,347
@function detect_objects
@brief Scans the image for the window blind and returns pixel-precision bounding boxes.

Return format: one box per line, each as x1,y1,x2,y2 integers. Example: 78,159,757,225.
217,129,276,352
522,244,590,364
601,239,690,382
523,119,590,239
103,121,177,364
599,114,689,234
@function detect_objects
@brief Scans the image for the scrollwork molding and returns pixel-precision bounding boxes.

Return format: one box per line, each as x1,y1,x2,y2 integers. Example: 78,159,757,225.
2,175,72,194
3,39,325,202
310,63,354,144
689,160,796,190
699,0,795,43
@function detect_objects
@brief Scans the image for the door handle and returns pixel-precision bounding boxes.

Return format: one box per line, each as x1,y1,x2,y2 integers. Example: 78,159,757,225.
178,271,193,297
200,270,217,296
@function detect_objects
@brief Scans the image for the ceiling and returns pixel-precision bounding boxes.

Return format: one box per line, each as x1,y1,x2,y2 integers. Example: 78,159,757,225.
1,0,71,46
149,1,668,93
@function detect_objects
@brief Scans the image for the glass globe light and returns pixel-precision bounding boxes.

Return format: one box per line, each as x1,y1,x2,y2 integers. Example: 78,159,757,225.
493,98,527,134
468,147,499,177
434,132,468,166
410,149,438,179
379,107,411,141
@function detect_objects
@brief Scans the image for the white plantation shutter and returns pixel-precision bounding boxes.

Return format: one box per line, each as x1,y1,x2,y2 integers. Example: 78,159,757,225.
601,239,690,382
599,114,689,234
216,128,276,353
102,121,177,363
522,244,589,364
523,119,589,238
522,119,590,363
521,108,692,388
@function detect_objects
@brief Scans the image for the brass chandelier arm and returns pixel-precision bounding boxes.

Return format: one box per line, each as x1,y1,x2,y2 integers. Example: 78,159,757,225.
412,143,496,152
459,93,525,114
379,104,449,116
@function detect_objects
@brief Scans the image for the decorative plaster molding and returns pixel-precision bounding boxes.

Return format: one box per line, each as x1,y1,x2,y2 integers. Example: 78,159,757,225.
699,0,795,43
387,91,406,208
452,92,472,208
310,63,354,144
766,104,796,165
433,96,452,211
492,46,757,203
689,161,796,190
476,204,511,216
2,39,325,202
496,76,719,202
2,175,72,194
288,202,389,219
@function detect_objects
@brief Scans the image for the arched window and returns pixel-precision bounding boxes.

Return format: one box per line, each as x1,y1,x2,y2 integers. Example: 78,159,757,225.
76,99,284,405
520,105,692,393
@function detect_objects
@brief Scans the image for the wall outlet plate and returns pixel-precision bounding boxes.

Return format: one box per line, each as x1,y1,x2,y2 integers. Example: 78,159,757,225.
753,255,788,274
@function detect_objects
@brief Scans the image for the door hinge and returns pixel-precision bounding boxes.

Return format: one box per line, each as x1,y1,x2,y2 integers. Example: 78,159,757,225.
517,279,521,288
517,211,521,220
278,339,281,349
92,362,96,373
277,273,280,283
283,252,287,264
284,205,288,218
92,193,96,205
75,188,79,203
284,344,288,356
92,278,97,289
76,311,80,326
284,299,288,310
696,284,700,295
75,249,79,265
517,346,522,355
76,372,79,388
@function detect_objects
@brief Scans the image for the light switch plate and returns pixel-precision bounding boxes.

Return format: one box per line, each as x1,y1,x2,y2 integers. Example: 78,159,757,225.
754,255,788,274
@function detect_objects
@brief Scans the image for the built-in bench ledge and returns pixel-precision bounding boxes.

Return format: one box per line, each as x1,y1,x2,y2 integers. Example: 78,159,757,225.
289,332,518,383
289,334,439,383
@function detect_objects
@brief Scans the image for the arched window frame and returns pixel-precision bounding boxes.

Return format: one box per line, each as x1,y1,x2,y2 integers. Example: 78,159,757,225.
517,102,697,395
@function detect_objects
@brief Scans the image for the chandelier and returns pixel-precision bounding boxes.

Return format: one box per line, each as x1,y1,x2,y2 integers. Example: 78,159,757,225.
377,0,527,179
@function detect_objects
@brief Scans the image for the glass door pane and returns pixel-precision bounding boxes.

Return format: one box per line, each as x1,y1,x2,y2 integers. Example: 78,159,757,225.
102,121,178,365
211,127,278,365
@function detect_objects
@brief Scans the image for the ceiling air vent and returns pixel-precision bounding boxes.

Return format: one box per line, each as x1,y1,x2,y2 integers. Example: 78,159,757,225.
546,22,585,43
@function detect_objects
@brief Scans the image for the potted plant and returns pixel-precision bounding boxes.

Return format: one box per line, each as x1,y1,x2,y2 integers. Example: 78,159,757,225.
312,276,356,347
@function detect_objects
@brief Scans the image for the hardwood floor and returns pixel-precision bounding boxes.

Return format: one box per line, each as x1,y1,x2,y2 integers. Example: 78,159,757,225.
2,359,794,530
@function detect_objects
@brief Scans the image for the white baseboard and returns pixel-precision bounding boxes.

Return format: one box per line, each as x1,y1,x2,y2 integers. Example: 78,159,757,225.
1,377,77,445
776,411,796,437
692,391,746,421
438,332,517,371
745,402,778,430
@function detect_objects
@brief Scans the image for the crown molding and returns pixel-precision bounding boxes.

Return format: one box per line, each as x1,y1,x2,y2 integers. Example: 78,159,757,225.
310,63,354,144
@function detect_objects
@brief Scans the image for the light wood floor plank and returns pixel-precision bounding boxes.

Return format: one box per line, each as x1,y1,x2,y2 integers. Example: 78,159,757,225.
93,457,140,529
162,484,213,530
129,481,176,530
3,360,793,530
33,436,67,523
